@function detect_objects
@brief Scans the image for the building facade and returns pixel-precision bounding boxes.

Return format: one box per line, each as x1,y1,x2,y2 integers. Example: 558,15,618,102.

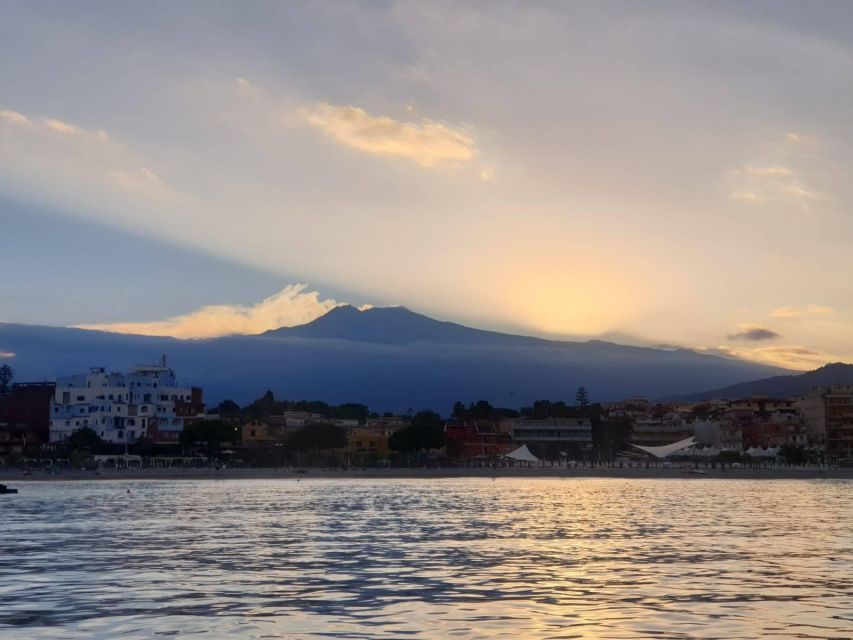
0,382,55,455
507,418,593,447
49,361,204,445
799,386,853,459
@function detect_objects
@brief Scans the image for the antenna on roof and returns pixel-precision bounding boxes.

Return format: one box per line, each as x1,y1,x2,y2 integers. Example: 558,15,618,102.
161,354,167,368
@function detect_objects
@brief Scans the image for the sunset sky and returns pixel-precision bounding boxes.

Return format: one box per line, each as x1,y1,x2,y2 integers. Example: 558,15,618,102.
1,1,852,369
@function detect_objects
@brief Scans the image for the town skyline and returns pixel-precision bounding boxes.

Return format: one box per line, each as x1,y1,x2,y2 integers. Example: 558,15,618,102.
2,2,853,370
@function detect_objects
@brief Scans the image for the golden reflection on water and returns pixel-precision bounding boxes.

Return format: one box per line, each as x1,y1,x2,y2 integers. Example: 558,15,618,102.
1,478,852,639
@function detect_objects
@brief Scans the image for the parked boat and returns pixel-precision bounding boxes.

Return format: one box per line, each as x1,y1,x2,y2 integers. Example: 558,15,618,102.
0,484,18,494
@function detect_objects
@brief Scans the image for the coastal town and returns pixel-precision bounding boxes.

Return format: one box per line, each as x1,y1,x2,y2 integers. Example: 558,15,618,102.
1,358,851,472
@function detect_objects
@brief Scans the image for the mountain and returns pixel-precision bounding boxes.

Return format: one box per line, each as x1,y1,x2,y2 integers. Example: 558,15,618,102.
0,306,790,412
263,305,554,345
670,362,853,401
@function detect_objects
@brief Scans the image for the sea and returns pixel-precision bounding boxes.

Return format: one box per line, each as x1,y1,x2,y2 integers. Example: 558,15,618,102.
1,478,851,639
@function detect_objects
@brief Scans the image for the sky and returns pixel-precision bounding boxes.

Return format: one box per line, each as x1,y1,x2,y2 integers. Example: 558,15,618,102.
1,1,852,370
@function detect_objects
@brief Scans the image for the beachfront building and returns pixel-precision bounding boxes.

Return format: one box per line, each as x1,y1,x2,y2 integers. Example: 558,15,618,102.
799,385,853,460
719,395,805,452
241,417,288,448
49,360,204,445
0,382,55,455
342,427,391,458
444,420,515,460
507,418,593,447
630,418,694,447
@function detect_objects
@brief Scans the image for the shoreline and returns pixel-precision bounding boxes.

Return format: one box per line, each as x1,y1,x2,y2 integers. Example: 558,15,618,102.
2,466,852,482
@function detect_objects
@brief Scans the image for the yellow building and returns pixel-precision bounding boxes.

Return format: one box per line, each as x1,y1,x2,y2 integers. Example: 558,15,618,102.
241,418,284,447
343,427,390,457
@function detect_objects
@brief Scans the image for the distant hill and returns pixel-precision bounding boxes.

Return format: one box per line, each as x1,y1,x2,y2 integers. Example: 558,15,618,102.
0,306,790,412
669,362,853,401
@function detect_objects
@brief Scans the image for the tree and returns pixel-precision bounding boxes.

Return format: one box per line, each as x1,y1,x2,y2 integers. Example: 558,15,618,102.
388,425,443,453
65,427,103,451
389,412,445,453
779,444,808,465
180,420,239,451
213,399,241,415
288,423,347,451
243,390,286,416
575,386,590,408
0,364,13,396
450,400,519,420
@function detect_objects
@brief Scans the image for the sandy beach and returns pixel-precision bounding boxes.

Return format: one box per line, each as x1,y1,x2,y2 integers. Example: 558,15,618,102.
2,466,851,482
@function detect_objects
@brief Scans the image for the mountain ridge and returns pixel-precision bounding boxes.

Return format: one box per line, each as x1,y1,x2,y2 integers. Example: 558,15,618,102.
0,307,794,411
667,362,853,401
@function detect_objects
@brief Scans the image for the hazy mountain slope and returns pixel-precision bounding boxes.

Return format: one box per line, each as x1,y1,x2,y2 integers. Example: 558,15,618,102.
669,363,853,401
0,307,789,412
262,305,550,346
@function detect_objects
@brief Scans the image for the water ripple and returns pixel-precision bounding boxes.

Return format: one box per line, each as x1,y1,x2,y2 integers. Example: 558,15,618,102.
1,478,852,638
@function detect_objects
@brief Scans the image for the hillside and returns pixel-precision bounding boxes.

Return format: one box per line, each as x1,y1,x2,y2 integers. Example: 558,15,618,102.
669,362,853,401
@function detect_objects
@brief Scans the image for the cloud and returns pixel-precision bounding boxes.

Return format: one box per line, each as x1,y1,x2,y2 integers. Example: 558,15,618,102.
770,304,834,318
44,118,81,135
751,346,826,368
1,108,108,140
76,284,348,339
0,110,32,127
299,103,477,168
727,326,780,341
0,105,190,227
777,181,816,200
702,344,828,369
0,351,15,359
731,191,763,203
109,167,165,196
742,164,792,177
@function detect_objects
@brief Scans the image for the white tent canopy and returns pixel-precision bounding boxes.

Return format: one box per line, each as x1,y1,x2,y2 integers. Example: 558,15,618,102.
504,444,540,463
629,437,697,459
745,446,779,458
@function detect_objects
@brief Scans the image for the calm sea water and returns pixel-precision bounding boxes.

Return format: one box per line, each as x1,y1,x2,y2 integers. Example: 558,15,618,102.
1,478,851,639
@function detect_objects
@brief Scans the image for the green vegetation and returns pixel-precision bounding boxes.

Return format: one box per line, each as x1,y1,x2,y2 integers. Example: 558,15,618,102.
389,411,445,453
64,426,103,451
287,423,346,451
779,444,809,465
180,419,240,452
241,390,369,421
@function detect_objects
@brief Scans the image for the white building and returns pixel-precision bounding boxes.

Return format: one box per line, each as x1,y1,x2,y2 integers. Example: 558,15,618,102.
507,418,593,446
49,360,203,445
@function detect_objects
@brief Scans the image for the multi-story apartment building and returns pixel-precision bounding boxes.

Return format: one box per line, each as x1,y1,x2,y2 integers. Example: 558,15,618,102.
0,382,55,455
719,396,804,451
799,385,853,459
49,360,204,445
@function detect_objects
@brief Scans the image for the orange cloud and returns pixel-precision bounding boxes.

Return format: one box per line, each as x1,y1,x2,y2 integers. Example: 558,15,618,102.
76,284,347,339
300,103,477,168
